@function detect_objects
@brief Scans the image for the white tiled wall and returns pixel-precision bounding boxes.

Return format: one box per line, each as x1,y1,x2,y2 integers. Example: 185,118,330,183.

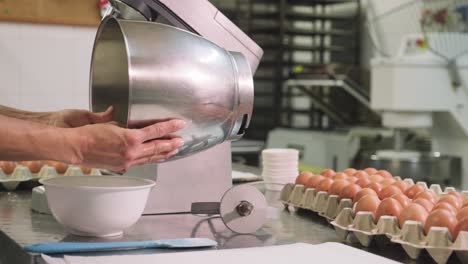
0,22,97,112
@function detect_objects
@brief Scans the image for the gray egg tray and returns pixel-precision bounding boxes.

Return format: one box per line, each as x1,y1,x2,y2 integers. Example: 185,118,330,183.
0,165,101,191
280,181,468,264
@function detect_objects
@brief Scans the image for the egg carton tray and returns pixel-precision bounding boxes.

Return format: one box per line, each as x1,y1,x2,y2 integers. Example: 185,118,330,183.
0,165,101,191
279,181,468,264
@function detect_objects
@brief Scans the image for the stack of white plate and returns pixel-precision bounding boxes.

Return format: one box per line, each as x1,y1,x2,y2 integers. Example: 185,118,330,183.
261,148,299,191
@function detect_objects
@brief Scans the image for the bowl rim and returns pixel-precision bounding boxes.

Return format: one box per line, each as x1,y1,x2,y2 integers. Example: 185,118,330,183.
39,175,156,191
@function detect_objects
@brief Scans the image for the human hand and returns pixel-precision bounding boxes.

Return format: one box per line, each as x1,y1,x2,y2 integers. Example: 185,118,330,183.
47,106,113,128
67,119,185,173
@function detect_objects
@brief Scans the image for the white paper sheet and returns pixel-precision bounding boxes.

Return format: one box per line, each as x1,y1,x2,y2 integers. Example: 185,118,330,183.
43,242,401,264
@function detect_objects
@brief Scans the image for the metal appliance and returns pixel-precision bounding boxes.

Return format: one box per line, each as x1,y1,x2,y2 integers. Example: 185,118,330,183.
90,0,265,226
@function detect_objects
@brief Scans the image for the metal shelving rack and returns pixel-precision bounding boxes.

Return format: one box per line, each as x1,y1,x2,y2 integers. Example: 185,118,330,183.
212,0,375,139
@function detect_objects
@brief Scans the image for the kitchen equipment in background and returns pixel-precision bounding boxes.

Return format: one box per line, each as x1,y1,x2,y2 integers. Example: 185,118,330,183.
40,176,155,237
261,149,299,191
91,17,254,160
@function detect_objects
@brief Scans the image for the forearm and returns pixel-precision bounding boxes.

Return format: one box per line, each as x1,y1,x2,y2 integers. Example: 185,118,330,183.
0,115,82,163
0,105,52,124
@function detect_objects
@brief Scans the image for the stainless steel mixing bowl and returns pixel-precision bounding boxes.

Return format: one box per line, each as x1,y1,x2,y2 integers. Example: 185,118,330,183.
90,17,254,160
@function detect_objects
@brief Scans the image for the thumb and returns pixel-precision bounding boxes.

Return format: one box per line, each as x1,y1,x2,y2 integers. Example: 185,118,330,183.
89,106,113,124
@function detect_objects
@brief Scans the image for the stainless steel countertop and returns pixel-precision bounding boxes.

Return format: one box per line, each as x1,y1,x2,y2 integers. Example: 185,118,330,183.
0,186,459,264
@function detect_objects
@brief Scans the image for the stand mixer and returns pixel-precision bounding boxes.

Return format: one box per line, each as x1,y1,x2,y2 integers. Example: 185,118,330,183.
89,0,267,233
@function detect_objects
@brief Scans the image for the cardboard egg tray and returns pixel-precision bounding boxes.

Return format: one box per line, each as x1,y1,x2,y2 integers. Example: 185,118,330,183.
0,165,101,191
279,180,468,264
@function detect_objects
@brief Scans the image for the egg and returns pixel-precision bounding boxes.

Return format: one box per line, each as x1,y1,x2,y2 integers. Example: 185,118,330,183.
447,191,465,204
320,169,336,178
339,184,362,200
369,174,384,183
306,175,325,189
414,190,438,204
295,171,313,186
353,170,369,179
80,166,92,175
391,193,411,208
433,202,458,216
424,209,458,238
378,185,403,200
399,203,429,228
0,161,16,175
354,188,379,203
439,195,462,209
413,198,434,212
392,181,409,192
316,178,334,192
356,178,372,188
332,172,348,181
343,168,357,176
455,217,468,239
348,176,358,183
19,161,43,173
456,207,468,221
380,178,396,187
43,160,68,174
355,194,381,218
404,184,426,199
463,200,468,209
364,167,378,175
329,180,350,195
375,198,403,223
377,170,393,178
367,182,383,194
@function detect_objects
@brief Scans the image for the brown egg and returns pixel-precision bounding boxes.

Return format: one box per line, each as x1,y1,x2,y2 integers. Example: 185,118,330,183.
380,178,396,187
455,217,468,239
378,185,403,200
355,194,381,218
320,169,336,178
332,172,348,181
462,200,468,209
404,184,426,199
316,178,334,192
369,174,384,183
353,170,369,179
354,188,378,203
447,191,465,204
377,170,393,178
391,193,411,208
364,167,378,175
306,175,325,189
19,161,43,173
356,178,372,188
392,181,409,192
343,168,357,176
433,202,458,216
399,203,429,228
329,180,350,195
439,195,462,209
367,182,383,194
456,207,468,221
424,209,458,238
295,171,313,186
44,160,68,174
414,190,438,204
339,184,362,200
348,176,358,183
0,161,16,175
80,166,92,175
375,198,403,223
413,198,434,212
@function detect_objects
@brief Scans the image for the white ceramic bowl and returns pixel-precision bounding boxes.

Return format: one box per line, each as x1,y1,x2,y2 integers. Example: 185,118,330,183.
40,176,155,237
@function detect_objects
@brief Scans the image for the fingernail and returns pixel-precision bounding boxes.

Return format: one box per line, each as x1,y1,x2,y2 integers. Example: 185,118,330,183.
174,138,184,147
174,120,186,128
